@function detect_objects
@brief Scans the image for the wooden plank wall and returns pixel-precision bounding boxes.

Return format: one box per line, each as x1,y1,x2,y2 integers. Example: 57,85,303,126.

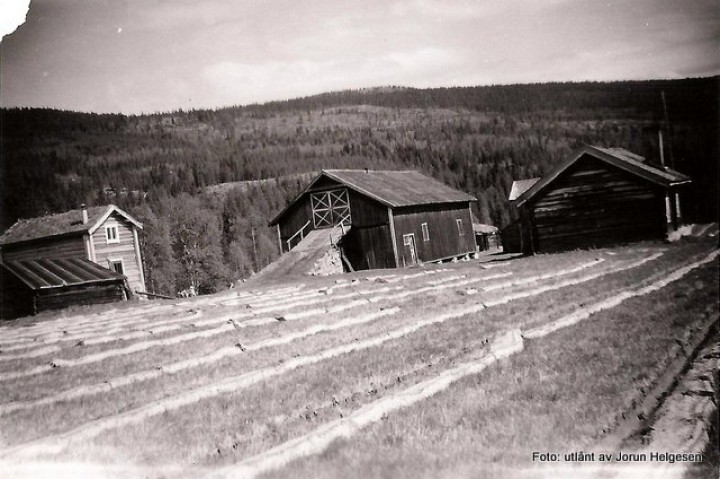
339,192,394,270
91,214,144,294
529,156,666,252
1,236,86,262
278,200,313,249
347,191,387,228
392,203,475,267
341,225,395,270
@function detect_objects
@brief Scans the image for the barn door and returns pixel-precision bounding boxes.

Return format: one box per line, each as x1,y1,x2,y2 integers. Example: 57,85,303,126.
402,233,417,266
311,189,351,228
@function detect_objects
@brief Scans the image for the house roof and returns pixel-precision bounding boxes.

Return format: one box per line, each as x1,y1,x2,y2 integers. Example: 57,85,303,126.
515,146,692,207
508,178,540,201
1,258,126,290
0,205,142,246
270,169,476,226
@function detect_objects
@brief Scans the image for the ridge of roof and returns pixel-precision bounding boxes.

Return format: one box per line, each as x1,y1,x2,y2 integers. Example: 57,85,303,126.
269,169,476,226
0,204,142,246
515,145,691,207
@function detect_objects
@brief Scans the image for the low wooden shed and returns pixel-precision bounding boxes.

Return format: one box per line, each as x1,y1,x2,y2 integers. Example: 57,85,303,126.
505,146,691,254
473,224,501,252
269,170,477,270
0,258,128,318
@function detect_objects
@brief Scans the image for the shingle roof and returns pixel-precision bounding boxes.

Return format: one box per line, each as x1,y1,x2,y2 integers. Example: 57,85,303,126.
508,178,540,201
515,146,692,207
270,169,476,226
0,205,142,245
1,258,126,290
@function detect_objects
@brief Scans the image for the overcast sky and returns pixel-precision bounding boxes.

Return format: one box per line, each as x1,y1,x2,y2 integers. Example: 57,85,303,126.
0,0,717,114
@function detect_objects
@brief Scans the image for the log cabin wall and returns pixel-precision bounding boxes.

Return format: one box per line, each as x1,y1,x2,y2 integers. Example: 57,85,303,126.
1,235,86,262
527,156,666,253
91,213,144,294
392,203,475,267
35,282,126,313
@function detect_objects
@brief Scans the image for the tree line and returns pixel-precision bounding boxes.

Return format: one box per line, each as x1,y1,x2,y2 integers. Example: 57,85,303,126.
1,77,717,296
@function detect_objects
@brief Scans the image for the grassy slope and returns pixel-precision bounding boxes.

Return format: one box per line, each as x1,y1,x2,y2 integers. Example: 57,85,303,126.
0,238,716,477
263,257,718,478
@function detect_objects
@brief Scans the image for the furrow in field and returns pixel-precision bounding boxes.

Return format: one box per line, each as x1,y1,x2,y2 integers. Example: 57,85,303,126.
0,304,177,342
1,264,458,349
0,286,405,365
483,251,664,308
0,287,390,361
0,308,401,416
207,330,524,479
47,280,401,341
0,255,634,382
0,253,663,459
525,250,719,339
367,257,606,304
0,310,205,355
213,250,715,479
2,263,511,358
0,285,307,344
0,253,641,405
0,286,399,379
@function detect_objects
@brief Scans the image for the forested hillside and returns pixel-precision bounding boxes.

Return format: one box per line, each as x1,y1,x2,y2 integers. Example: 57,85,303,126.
1,78,717,296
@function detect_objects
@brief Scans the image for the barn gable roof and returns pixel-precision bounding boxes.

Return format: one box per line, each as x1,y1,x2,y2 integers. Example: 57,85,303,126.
270,169,476,226
1,258,126,290
0,205,142,246
515,146,691,207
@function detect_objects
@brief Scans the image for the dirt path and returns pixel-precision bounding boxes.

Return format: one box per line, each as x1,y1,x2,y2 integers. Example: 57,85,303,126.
600,325,719,479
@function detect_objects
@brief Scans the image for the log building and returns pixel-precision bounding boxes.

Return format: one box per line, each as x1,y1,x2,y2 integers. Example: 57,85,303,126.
503,146,691,254
269,170,477,270
0,205,146,317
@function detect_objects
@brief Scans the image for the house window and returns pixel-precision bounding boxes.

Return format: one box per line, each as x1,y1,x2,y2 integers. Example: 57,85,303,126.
456,219,464,236
421,222,430,242
105,225,119,244
109,259,125,275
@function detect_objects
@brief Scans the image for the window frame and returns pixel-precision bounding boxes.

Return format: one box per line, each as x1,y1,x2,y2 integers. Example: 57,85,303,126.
456,219,464,236
105,225,120,244
421,222,430,242
108,258,125,275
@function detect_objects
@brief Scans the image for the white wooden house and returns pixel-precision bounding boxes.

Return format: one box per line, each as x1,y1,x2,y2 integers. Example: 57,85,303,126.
0,205,146,316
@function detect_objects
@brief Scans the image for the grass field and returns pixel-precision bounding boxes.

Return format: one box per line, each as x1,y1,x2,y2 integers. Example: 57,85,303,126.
0,231,717,478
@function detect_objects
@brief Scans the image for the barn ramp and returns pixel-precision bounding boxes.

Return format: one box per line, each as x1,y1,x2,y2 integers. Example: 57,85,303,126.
254,226,348,283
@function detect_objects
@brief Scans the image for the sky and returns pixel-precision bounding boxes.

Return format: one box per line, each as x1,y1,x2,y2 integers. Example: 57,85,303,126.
0,0,717,114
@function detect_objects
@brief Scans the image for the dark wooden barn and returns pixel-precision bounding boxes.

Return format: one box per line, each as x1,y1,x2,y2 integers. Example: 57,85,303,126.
503,146,691,254
0,258,128,318
269,170,477,270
